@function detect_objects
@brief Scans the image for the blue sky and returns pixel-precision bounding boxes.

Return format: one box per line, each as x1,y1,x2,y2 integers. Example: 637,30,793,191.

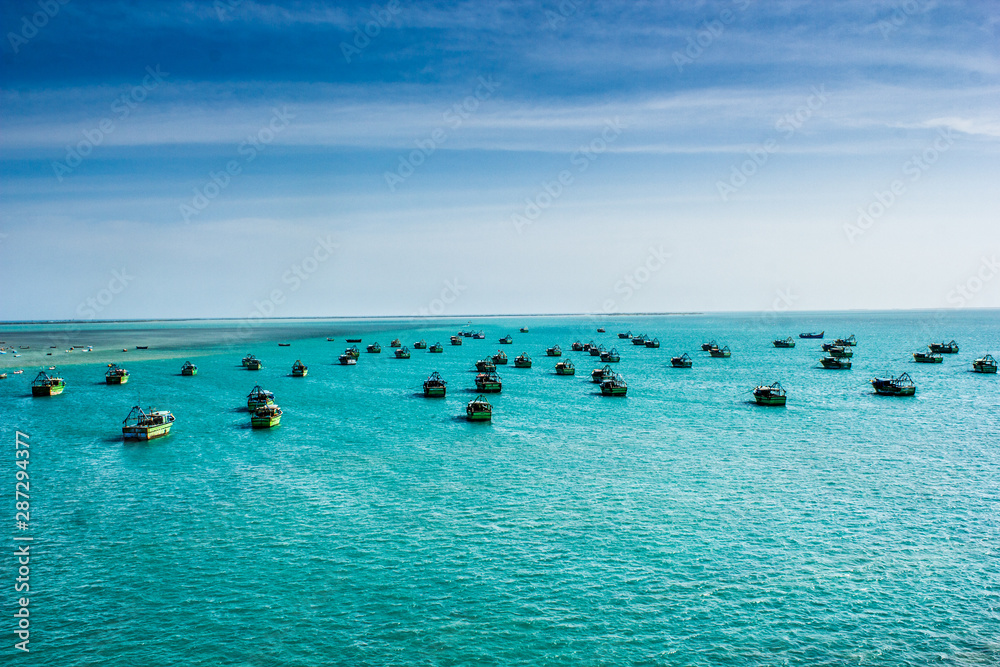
1,0,998,320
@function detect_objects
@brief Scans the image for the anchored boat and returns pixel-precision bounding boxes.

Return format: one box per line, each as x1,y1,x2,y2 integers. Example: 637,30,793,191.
826,346,853,358
390,338,402,348
466,395,493,421
709,346,731,358
929,340,959,354
590,344,604,357
105,364,130,384
833,335,857,347
600,372,628,396
555,359,575,375
367,342,382,353
773,337,795,348
473,331,486,340
251,404,282,429
618,331,632,339
601,347,620,363
475,371,502,393
546,345,562,357
701,340,717,351
872,373,916,396
413,340,428,349
912,351,943,364
395,346,411,359
338,353,357,365
246,356,262,370
571,341,584,352
247,385,275,410
592,364,613,383
820,357,851,369
429,342,444,353
122,405,175,440
181,361,197,376
292,360,308,376
493,350,508,365
597,328,606,333
799,331,824,339
520,327,529,333
753,382,787,406
631,334,648,346
346,338,362,343
973,354,997,373
345,345,360,359
423,372,447,397
499,335,513,344
242,353,256,367
31,370,65,396
450,335,463,346
671,352,693,368
645,337,660,349
476,358,497,373
514,353,532,368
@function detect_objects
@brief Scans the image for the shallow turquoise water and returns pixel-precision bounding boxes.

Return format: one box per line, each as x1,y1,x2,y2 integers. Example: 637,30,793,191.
2,312,998,665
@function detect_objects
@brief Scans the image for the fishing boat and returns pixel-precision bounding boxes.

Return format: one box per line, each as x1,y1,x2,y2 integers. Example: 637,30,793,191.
582,341,594,352
872,373,916,396
326,337,335,341
278,343,290,347
413,340,428,349
461,330,474,338
600,372,628,396
912,351,943,364
395,346,411,359
618,331,632,339
121,406,174,440
338,354,357,365
476,358,497,373
423,372,447,397
590,344,604,357
475,371,502,393
366,342,382,353
345,345,360,359
251,404,282,429
105,364,130,384
555,359,575,375
499,335,513,344
631,334,648,345
827,346,853,358
291,360,308,376
473,331,486,340
929,340,959,354
973,354,997,373
597,328,606,333
514,353,532,368
753,382,787,406
601,347,620,363
709,346,731,358
450,335,463,346
520,327,529,333
671,352,693,368
644,337,660,349
0,373,6,380
546,345,562,357
799,331,824,339
492,350,508,365
31,371,65,396
135,345,149,350
246,385,274,410
246,357,263,370
429,342,444,353
819,357,851,369
390,338,402,348
466,395,493,421
571,341,584,351
181,361,197,376
346,338,362,343
592,364,612,383
773,337,795,348
701,340,717,351
833,335,857,347
242,353,256,367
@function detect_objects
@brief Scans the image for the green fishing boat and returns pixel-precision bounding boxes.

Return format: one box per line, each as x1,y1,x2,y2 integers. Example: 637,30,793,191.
772,337,795,348
913,351,943,364
645,337,660,349
423,371,447,397
475,370,502,393
246,385,274,411
395,346,411,359
632,334,648,346
345,345,360,359
820,357,851,369
872,372,916,396
600,372,628,396
929,339,959,354
520,327,529,333
251,404,282,429
493,350,508,365
31,370,65,396
671,352,693,368
827,346,853,358
390,339,402,348
709,346,731,358
753,381,787,406
466,395,493,421
499,335,513,344
592,364,612,383
413,340,428,349
429,342,443,353
514,353,532,368
291,360,308,376
450,335,463,346
366,342,381,353
122,405,175,440
242,353,255,367
555,359,575,375
476,358,496,373
246,358,262,370
181,361,198,376
601,347,620,363
546,345,562,357
833,334,857,347
973,354,997,373
105,363,130,385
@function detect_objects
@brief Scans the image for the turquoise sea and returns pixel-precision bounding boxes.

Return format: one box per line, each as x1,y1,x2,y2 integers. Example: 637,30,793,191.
2,311,998,666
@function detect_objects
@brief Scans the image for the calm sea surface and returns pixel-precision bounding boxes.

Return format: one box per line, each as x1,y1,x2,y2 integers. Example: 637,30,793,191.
2,312,998,665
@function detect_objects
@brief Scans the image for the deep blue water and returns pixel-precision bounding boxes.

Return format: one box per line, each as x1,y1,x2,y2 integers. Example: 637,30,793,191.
2,311,998,665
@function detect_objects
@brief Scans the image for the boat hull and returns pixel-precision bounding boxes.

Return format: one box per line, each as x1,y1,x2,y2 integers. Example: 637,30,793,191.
600,355,619,363
251,415,281,428
181,369,197,376
601,386,627,396
913,356,942,363
466,411,491,421
874,386,916,396
973,363,997,374
423,387,446,397
32,384,65,396
671,360,692,368
122,423,172,440
292,369,308,376
754,395,787,406
105,375,129,384
475,383,502,393
555,368,575,375
514,360,532,368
